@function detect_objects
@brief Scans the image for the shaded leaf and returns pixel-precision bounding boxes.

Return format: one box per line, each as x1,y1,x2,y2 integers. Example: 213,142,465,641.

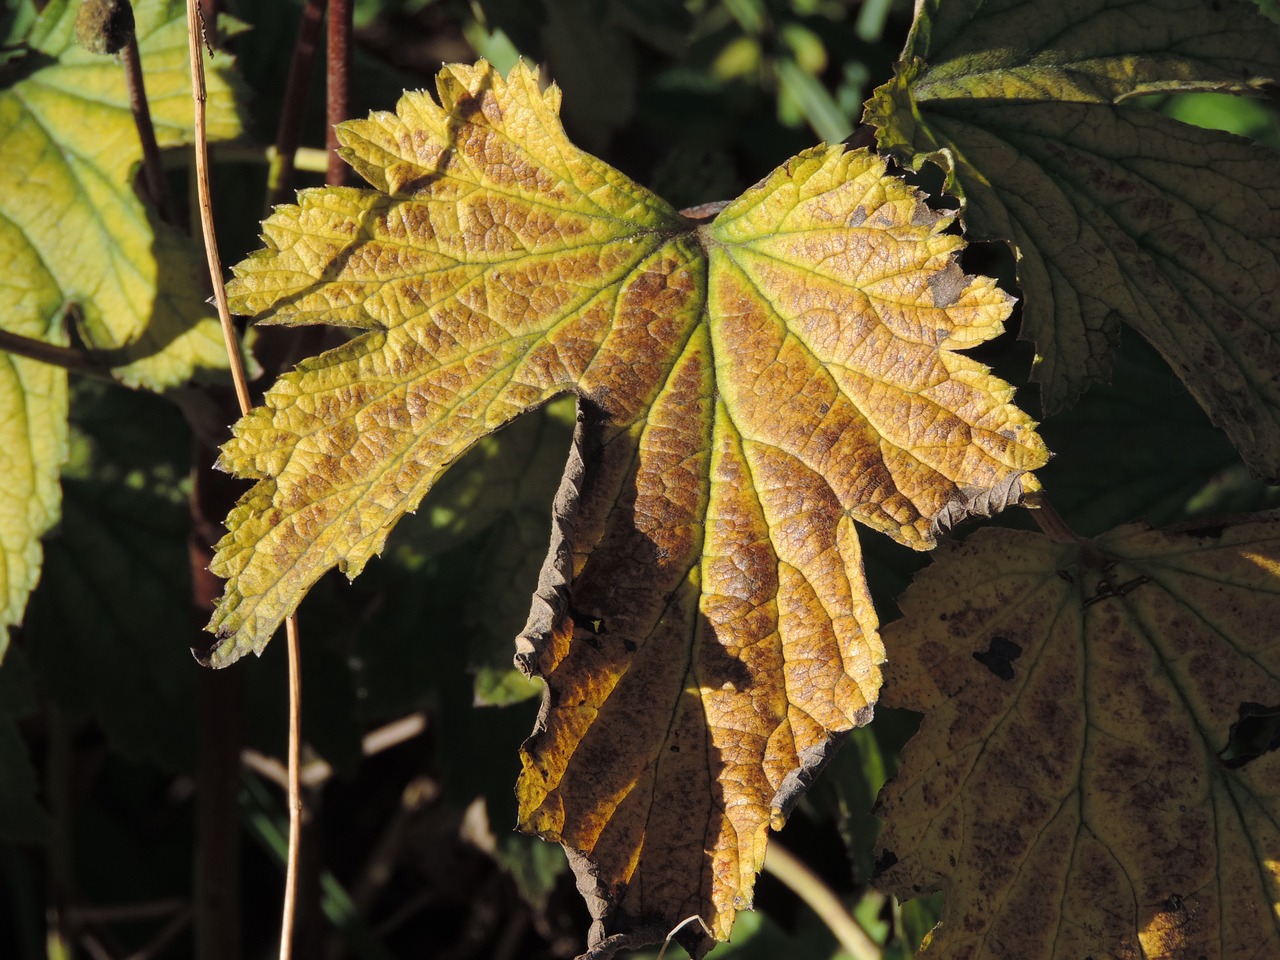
24,381,197,770
864,0,1280,476
898,0,1280,103
395,396,576,705
1038,335,1280,537
0,0,245,652
211,61,1046,954
874,514,1280,960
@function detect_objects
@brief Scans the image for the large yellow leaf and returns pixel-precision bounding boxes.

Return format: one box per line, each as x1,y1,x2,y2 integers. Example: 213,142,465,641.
875,515,1280,960
211,60,1047,955
0,0,244,656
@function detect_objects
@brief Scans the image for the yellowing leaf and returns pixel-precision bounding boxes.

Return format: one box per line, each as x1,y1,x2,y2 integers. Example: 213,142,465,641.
211,60,1047,954
864,0,1280,476
3,0,244,386
874,515,1280,960
0,0,245,654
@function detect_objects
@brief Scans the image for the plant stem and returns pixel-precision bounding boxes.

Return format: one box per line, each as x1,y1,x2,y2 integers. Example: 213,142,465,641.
187,10,307,960
121,32,176,224
185,0,251,414
1024,489,1083,543
268,0,327,207
763,842,881,960
193,636,244,960
279,615,305,960
326,0,352,186
0,327,109,378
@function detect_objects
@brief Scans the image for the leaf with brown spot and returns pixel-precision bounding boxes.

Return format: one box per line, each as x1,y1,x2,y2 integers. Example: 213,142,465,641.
874,513,1280,960
210,60,1047,956
864,0,1280,476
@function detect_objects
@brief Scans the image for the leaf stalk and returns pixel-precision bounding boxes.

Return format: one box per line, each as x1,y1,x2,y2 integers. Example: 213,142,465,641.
268,0,327,207
0,327,111,379
121,31,176,224
763,842,882,960
325,0,352,186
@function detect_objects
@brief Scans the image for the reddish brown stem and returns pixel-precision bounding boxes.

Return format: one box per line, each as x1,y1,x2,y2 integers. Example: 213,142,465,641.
122,33,176,224
191,436,245,960
1025,490,1083,543
194,669,244,960
269,0,327,207
0,327,108,377
326,0,353,186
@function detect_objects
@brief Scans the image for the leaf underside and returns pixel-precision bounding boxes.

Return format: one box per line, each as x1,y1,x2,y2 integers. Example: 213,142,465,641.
213,60,1047,955
864,0,1280,476
875,514,1280,960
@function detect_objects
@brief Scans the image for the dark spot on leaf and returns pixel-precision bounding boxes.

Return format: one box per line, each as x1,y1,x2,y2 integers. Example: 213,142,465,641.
871,849,898,878
1165,894,1185,913
670,744,680,753
1056,569,1074,583
1179,522,1226,540
1219,702,1280,769
973,636,1022,681
622,638,637,653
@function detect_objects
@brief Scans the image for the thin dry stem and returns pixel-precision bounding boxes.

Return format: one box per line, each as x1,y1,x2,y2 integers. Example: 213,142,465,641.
186,7,305,960
279,615,304,960
185,0,251,416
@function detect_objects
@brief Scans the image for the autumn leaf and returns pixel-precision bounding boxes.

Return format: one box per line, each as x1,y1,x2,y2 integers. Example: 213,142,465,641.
874,514,1280,960
0,0,245,654
211,60,1047,955
863,0,1280,475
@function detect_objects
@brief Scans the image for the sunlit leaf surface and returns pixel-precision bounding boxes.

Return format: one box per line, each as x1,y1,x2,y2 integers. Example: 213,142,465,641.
875,514,1280,960
0,0,244,654
213,60,1046,955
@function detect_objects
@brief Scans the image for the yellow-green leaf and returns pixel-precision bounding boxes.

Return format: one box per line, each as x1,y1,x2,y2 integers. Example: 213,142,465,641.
212,60,1047,955
874,514,1280,960
899,0,1280,104
864,0,1280,476
0,0,245,654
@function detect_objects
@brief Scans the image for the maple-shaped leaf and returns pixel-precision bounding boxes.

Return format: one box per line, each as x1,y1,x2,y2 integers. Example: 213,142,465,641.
863,0,1280,476
211,61,1047,956
0,0,245,655
874,514,1280,960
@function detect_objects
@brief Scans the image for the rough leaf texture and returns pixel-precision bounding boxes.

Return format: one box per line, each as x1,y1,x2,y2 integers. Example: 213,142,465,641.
213,61,1047,955
875,515,1280,960
864,0,1280,476
0,0,243,655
